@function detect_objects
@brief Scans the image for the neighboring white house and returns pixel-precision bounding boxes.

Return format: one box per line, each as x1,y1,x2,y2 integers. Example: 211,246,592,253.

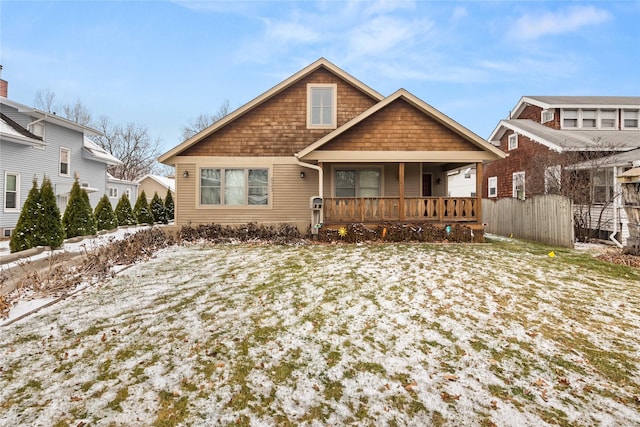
447,164,476,197
0,76,130,238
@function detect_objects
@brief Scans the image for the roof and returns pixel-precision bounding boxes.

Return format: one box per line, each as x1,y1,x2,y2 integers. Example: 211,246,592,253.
159,58,383,164
570,148,640,170
83,137,123,165
1,96,102,136
511,96,640,118
0,112,45,146
137,174,175,192
106,173,138,186
297,89,506,162
489,119,640,152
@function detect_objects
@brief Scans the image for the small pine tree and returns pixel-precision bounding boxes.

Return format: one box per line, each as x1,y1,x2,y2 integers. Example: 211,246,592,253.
115,193,136,226
150,192,167,224
10,177,40,253
63,179,97,238
35,176,65,248
133,190,154,225
95,194,118,231
164,189,174,221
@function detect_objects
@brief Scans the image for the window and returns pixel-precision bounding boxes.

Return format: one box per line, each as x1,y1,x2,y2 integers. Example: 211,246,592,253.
60,147,70,176
541,109,554,124
3,228,13,238
581,109,597,128
512,172,525,200
508,133,518,150
4,172,19,211
623,109,639,129
592,168,614,204
335,169,381,197
488,176,497,198
562,109,578,128
307,84,337,128
545,165,561,194
125,189,131,199
109,187,118,198
200,168,269,206
599,109,617,128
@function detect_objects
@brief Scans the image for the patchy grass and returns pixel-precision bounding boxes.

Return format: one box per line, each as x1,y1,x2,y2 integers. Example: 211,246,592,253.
1,240,639,426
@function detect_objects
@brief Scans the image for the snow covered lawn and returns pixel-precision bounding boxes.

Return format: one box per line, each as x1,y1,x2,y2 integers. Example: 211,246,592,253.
1,239,639,426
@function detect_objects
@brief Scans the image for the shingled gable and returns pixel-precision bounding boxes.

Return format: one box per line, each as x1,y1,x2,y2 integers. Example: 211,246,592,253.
296,89,505,162
158,58,383,163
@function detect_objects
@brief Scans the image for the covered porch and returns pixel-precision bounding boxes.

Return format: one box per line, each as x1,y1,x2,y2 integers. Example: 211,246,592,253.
318,161,484,225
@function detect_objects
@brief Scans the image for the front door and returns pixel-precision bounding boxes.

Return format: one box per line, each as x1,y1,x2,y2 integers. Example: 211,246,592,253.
422,173,432,197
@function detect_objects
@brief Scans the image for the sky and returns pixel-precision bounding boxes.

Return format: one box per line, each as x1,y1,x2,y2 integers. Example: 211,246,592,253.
1,0,639,156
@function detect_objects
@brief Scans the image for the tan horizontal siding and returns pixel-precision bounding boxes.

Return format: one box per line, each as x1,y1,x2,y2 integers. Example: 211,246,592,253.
175,163,318,231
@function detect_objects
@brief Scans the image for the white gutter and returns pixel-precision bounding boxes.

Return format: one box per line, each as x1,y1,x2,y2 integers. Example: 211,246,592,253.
27,116,45,130
609,165,623,248
295,156,324,223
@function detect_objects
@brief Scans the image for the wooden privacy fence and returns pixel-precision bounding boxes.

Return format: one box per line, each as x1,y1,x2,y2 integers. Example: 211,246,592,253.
482,195,575,248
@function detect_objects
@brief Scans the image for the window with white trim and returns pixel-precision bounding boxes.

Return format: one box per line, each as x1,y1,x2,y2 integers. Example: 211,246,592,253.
109,187,118,198
562,109,578,128
335,169,381,197
512,171,525,200
545,165,561,194
623,109,639,129
599,109,617,129
307,84,337,129
592,168,614,204
581,109,597,128
60,147,70,176
541,109,554,124
3,228,13,238
508,133,518,150
200,168,269,206
4,172,20,211
488,176,497,198
125,189,131,199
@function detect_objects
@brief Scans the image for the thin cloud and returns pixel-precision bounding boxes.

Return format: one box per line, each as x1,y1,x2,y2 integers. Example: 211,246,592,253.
347,16,431,58
509,6,612,40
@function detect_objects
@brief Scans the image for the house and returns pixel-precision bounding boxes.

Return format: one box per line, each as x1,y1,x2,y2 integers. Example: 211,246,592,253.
107,173,139,208
447,164,476,197
484,96,640,244
159,58,506,234
0,75,131,238
136,174,175,203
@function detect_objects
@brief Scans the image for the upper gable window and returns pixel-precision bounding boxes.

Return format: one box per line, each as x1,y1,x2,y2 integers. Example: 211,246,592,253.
508,133,518,150
307,84,337,129
600,109,617,128
541,109,554,124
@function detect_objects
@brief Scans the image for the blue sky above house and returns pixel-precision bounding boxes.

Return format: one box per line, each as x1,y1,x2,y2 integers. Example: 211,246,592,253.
2,0,639,154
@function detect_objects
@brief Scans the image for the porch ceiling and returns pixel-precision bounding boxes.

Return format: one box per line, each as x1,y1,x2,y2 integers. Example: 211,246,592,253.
299,150,498,163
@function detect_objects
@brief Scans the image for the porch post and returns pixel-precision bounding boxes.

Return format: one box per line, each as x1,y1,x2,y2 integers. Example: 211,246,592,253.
476,162,483,223
399,162,405,221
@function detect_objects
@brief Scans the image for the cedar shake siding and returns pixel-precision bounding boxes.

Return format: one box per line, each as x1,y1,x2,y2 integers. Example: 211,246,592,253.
321,99,483,152
181,68,378,157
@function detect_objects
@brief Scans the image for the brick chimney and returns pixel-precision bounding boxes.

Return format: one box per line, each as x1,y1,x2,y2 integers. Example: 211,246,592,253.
0,65,7,97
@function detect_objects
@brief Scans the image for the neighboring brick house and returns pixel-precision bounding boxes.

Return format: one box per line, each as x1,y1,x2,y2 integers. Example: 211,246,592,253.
159,58,506,234
483,96,640,244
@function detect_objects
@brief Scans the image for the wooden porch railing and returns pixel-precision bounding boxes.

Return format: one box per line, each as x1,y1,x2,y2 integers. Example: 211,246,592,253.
323,197,479,223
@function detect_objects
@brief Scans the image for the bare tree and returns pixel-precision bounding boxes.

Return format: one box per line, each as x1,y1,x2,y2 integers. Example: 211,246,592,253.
61,99,92,126
528,138,620,242
92,116,162,181
33,87,57,112
181,99,230,140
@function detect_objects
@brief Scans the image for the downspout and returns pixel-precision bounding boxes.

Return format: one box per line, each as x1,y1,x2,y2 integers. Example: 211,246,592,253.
609,165,623,248
295,155,324,224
